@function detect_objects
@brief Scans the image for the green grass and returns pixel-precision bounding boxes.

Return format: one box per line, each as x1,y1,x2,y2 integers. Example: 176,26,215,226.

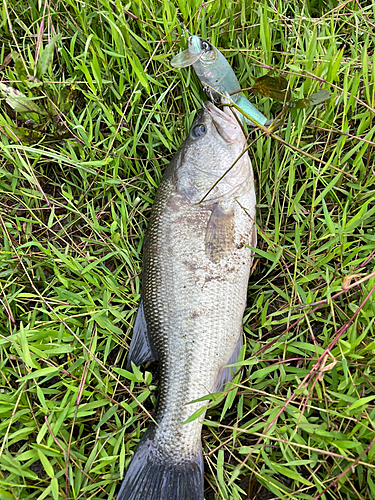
1,0,375,498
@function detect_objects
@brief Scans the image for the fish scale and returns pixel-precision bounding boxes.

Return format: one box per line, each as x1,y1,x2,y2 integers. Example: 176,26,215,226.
118,102,256,500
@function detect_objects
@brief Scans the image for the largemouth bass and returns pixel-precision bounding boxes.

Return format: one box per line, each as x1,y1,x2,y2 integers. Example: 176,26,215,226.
117,101,257,500
171,35,270,127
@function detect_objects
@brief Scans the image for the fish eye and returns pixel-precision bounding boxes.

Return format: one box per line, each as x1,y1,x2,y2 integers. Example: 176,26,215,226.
201,41,210,52
192,124,207,139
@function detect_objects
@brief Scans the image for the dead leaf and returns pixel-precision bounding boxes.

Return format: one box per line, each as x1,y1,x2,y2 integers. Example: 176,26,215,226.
342,273,367,290
252,74,292,103
0,53,12,72
317,352,338,381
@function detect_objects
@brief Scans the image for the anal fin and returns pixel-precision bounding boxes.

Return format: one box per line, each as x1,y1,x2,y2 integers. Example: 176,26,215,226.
212,334,243,393
126,299,158,370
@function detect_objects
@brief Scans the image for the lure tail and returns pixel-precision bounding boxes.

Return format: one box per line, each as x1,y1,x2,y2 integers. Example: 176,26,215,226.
117,425,204,500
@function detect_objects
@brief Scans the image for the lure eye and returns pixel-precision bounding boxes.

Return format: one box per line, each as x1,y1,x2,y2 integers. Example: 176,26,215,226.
201,41,210,52
192,124,207,138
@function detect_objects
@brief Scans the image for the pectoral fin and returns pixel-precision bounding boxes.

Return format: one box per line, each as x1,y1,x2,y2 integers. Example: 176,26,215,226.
126,299,158,370
205,204,235,263
170,50,202,68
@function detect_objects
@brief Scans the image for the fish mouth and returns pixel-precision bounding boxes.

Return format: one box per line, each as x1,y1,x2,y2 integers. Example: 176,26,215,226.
205,101,232,120
205,101,241,142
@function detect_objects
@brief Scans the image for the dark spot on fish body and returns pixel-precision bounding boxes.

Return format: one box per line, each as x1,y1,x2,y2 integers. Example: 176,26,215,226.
166,196,183,212
203,274,225,284
190,311,201,319
182,260,198,273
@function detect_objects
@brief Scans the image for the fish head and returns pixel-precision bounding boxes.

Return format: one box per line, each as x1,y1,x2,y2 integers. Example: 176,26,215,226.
176,103,252,203
170,36,218,68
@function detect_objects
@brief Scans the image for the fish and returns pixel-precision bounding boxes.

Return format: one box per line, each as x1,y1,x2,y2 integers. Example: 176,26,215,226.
117,101,257,500
170,34,270,127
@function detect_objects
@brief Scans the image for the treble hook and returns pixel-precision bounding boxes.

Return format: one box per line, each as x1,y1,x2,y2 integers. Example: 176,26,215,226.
178,18,191,39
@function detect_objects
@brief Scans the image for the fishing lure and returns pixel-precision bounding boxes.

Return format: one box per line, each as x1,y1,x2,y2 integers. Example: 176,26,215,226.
171,35,271,127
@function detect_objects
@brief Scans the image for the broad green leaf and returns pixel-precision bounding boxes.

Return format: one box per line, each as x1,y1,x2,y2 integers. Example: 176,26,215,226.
94,405,118,431
12,52,28,82
51,477,59,500
0,83,47,115
3,124,44,144
17,366,59,382
182,404,207,425
271,463,313,486
247,246,279,262
59,84,77,113
348,395,375,412
291,89,331,108
35,484,52,500
19,323,40,369
36,34,62,79
126,50,149,93
37,449,54,478
331,440,361,449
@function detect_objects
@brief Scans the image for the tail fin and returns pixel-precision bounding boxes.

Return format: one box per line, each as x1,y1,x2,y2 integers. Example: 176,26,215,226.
117,425,204,500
